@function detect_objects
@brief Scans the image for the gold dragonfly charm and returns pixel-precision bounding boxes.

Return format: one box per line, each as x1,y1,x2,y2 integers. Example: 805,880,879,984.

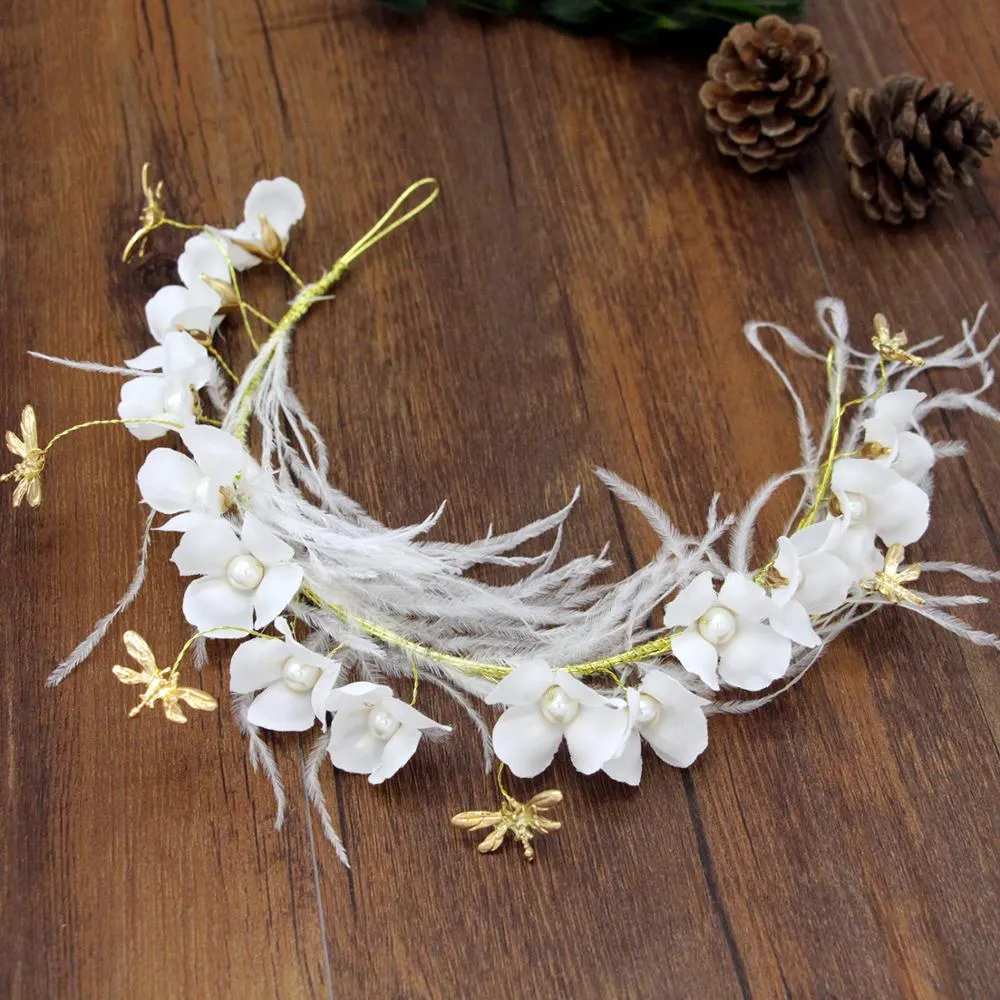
3,404,45,508
861,544,925,606
112,631,217,724
871,313,925,367
452,788,563,861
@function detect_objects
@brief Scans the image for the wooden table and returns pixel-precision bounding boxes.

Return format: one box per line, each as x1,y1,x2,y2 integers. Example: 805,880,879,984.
3,1,999,997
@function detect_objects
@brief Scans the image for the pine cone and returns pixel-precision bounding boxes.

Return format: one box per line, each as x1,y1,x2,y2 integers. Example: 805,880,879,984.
699,16,834,174
840,74,1000,225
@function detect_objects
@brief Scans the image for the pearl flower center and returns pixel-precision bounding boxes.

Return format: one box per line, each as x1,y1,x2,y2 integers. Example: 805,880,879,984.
281,657,321,693
635,693,660,726
225,553,265,591
368,706,401,741
540,684,579,726
697,606,737,646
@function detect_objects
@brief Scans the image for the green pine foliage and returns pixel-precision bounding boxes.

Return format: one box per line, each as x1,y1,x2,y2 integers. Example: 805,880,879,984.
371,0,806,44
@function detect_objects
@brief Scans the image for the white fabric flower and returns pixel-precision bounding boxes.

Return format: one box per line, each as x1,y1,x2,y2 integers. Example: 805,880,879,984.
177,231,232,300
485,660,622,779
663,572,819,692
323,682,450,784
137,424,265,529
145,233,230,342
602,670,710,786
831,457,929,547
218,178,305,270
862,389,935,483
171,513,303,637
144,283,221,343
771,517,853,615
118,330,214,440
229,618,340,732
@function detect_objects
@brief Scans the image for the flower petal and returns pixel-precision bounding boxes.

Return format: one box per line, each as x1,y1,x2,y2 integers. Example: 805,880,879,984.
795,552,852,614
213,223,260,270
640,672,709,768
136,448,204,514
831,457,899,496
311,671,341,722
718,572,772,621
663,572,717,628
602,728,642,786
161,329,210,375
834,524,883,579
177,232,231,291
244,177,305,241
118,377,170,440
491,704,562,778
553,671,619,709
229,636,288,693
867,477,929,546
384,698,449,732
181,425,251,484
241,512,295,567
182,575,255,638
564,703,627,774
718,619,791,691
144,285,189,341
862,416,900,466
768,599,820,648
893,431,935,483
873,389,925,428
125,346,165,372
170,517,242,577
247,682,316,732
671,626,720,690
770,536,802,607
328,714,385,775
485,660,553,707
369,727,422,784
253,563,303,629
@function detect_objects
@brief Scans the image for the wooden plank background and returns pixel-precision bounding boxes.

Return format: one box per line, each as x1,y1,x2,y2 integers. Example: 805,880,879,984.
2,0,999,997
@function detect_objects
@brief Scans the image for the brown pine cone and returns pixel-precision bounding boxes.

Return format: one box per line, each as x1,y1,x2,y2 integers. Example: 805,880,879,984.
699,16,835,174
840,74,1000,224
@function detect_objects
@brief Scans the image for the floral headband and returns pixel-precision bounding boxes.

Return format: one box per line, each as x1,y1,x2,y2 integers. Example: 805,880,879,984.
7,166,999,865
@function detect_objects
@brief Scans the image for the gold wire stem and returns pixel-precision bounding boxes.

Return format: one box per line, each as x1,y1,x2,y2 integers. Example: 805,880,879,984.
242,303,279,330
276,256,306,288
168,625,274,682
206,345,238,383
227,179,440,442
300,585,675,683
409,660,420,706
43,417,183,452
796,352,889,532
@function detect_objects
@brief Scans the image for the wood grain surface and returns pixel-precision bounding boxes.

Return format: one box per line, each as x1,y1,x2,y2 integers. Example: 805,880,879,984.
3,0,1000,997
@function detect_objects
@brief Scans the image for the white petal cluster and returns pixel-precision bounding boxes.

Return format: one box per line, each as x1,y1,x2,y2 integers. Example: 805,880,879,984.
137,424,266,528
218,178,305,269
322,683,450,784
602,671,710,785
230,618,340,731
487,661,710,782
118,330,214,439
664,572,819,691
171,512,303,637
862,389,935,483
145,232,229,341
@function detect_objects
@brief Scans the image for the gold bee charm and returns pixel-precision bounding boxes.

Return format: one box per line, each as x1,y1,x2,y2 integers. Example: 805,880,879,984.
452,788,563,861
871,313,925,367
3,404,45,508
112,631,217,724
861,544,925,606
